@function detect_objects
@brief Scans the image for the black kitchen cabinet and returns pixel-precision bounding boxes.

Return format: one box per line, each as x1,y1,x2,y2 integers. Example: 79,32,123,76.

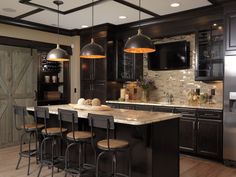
175,108,196,153
197,119,222,159
135,105,153,111
196,109,223,160
179,118,196,153
225,10,236,55
81,58,106,81
153,106,174,113
118,104,135,110
196,23,224,81
116,40,143,81
81,81,106,103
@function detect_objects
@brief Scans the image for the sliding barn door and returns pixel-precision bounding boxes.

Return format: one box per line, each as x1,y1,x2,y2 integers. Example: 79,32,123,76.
0,45,37,147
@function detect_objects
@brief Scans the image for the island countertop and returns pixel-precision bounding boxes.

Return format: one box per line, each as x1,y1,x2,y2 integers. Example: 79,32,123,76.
26,104,181,126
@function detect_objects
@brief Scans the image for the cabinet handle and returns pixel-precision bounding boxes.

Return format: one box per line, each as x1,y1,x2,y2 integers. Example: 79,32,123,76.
193,121,195,130
197,122,200,129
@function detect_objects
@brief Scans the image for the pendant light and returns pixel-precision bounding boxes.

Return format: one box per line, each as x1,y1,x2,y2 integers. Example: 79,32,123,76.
124,0,155,54
47,0,69,62
80,0,105,59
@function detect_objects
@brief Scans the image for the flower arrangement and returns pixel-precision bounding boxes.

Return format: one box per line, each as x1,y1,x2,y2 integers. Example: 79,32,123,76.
137,77,157,90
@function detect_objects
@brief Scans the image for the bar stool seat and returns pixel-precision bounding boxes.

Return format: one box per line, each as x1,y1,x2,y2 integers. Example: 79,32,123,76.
66,131,93,141
97,139,129,150
41,127,67,135
21,123,44,131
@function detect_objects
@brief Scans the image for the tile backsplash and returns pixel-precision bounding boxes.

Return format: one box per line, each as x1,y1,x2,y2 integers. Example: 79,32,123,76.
143,34,223,104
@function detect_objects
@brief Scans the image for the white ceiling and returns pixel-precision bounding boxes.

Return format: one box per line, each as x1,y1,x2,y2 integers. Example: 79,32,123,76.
0,0,212,30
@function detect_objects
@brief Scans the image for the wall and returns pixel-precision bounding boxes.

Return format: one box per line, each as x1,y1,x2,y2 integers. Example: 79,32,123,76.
0,23,80,103
143,34,223,105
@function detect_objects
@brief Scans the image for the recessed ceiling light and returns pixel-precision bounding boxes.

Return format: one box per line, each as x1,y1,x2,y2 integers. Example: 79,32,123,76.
119,16,127,19
81,25,89,28
213,23,217,26
170,3,180,7
2,8,16,13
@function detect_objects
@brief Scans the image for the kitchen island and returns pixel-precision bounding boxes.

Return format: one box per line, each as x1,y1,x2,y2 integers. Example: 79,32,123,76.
27,104,181,177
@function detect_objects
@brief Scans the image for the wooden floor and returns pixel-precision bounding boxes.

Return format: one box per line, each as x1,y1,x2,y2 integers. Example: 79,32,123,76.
1,145,236,177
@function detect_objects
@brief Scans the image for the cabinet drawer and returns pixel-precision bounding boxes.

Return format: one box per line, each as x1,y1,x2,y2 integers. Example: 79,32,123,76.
135,105,153,111
198,110,222,120
153,106,174,113
107,103,119,109
119,104,135,110
175,108,196,118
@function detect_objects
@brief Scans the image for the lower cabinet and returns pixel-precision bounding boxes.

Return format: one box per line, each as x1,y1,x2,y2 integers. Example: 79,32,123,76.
197,119,222,159
179,118,196,153
105,102,223,160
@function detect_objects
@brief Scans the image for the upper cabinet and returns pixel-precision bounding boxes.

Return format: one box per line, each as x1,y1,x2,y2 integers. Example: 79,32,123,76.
225,8,236,55
196,23,224,81
116,39,143,81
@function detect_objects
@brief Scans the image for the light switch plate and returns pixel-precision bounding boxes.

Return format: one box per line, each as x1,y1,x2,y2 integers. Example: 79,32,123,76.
229,92,236,100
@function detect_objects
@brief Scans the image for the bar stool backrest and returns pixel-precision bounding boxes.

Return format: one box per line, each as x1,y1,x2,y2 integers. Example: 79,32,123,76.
13,105,27,132
34,107,49,135
88,113,115,150
58,109,78,139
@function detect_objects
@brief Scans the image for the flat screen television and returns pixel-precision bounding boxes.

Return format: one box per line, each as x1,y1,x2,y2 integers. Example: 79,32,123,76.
147,40,190,70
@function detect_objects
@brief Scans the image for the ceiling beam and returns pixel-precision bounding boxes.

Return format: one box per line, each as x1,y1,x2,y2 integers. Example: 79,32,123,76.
15,8,44,19
113,0,160,17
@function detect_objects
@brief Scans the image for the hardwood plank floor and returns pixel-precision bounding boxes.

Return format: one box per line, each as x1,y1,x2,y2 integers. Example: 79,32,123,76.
1,145,236,177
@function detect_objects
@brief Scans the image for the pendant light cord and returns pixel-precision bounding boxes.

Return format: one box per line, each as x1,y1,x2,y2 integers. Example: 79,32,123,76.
138,0,141,29
91,0,94,42
57,3,60,45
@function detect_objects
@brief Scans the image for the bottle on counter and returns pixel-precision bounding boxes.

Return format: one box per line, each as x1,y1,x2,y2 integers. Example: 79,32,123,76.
125,93,129,102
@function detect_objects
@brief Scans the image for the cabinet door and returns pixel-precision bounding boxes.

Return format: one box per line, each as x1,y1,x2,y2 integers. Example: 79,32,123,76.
81,59,94,80
197,119,222,159
117,40,143,81
93,81,106,103
179,118,196,153
94,59,106,81
80,81,93,99
225,12,236,54
153,106,174,113
135,105,153,111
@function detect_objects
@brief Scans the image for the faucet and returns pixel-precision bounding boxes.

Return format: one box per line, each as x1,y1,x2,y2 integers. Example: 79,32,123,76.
165,92,174,103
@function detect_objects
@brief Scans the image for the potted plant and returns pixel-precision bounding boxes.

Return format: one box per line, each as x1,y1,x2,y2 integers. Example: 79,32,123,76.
137,77,157,102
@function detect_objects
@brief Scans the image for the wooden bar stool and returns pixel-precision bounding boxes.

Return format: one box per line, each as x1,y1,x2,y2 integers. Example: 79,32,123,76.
35,107,67,177
88,113,131,177
14,105,44,176
58,109,96,177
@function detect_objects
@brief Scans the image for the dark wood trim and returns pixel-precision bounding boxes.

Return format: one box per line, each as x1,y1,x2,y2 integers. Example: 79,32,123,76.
208,0,219,5
15,8,44,19
0,15,73,36
113,0,160,17
116,5,223,32
0,35,72,55
20,0,109,15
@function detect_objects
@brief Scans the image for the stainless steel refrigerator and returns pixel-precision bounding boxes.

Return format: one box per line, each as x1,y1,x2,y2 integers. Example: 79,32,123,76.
224,56,236,165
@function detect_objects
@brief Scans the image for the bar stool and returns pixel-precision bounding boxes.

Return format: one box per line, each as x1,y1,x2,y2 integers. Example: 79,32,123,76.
59,109,96,177
14,105,44,175
35,107,67,177
88,113,131,177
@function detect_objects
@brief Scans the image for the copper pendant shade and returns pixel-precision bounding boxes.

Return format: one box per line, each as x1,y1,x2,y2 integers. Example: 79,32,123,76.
80,38,105,59
124,29,155,53
124,0,155,54
80,0,105,59
47,0,69,62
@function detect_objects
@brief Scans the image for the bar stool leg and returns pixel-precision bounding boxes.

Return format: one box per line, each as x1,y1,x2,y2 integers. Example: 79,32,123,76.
128,148,132,177
27,132,33,175
16,133,26,170
112,152,117,177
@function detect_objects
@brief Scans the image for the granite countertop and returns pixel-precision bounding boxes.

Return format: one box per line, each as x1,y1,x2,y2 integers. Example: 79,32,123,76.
26,104,181,126
106,100,223,110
